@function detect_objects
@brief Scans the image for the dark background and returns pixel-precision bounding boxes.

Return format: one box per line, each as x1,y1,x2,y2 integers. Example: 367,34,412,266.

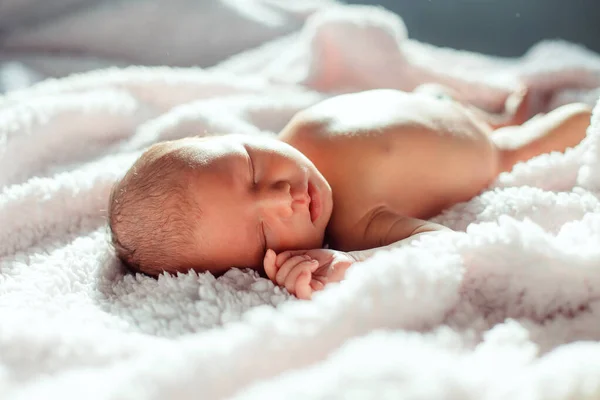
346,0,600,57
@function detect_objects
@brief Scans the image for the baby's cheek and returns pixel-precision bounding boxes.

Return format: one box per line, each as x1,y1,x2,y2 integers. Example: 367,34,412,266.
271,230,302,252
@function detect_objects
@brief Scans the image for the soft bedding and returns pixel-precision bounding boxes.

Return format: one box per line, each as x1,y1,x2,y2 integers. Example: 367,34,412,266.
2,2,600,399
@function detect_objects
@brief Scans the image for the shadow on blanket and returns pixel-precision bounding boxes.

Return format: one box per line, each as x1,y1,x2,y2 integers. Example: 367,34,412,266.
3,3,600,399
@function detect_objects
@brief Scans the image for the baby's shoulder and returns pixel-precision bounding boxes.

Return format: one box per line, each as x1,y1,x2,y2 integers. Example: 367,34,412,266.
280,89,468,145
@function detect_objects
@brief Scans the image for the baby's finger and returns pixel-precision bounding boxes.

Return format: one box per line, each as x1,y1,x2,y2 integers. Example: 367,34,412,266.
312,274,328,286
296,271,313,300
276,255,313,286
263,249,278,282
309,279,324,292
275,250,309,268
284,260,317,294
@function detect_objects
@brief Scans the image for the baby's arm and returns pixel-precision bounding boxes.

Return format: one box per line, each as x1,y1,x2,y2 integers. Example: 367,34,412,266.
415,82,530,129
348,209,451,262
264,211,451,299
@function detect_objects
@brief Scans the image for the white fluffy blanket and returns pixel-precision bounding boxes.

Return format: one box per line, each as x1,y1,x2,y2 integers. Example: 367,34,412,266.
0,0,332,92
3,3,600,399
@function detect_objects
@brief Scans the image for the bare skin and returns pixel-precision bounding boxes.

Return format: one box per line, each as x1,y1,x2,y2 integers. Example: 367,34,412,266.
130,88,591,299
267,89,591,298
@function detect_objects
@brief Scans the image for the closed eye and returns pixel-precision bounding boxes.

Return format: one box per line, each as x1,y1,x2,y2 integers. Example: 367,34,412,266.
260,221,267,253
245,146,257,186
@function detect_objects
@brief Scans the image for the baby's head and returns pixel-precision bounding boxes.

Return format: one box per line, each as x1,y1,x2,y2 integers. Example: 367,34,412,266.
108,134,333,277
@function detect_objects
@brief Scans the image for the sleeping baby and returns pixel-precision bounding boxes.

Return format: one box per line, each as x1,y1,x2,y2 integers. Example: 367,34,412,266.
108,87,591,299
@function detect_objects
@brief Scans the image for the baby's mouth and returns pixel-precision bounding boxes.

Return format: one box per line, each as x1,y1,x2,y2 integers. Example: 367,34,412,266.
308,181,321,224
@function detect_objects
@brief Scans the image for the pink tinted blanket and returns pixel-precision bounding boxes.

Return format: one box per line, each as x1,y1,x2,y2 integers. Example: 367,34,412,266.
2,3,600,399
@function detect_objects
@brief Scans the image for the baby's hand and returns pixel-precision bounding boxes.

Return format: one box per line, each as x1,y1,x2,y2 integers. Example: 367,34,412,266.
263,248,356,300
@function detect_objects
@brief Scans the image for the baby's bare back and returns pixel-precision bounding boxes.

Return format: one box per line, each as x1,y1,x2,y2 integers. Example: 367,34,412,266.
279,89,499,249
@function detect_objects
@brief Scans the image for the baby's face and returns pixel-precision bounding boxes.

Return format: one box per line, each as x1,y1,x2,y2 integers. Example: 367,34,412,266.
184,134,333,273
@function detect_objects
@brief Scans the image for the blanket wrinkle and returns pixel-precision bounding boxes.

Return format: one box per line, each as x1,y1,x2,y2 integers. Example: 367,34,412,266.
3,3,600,400
0,0,334,74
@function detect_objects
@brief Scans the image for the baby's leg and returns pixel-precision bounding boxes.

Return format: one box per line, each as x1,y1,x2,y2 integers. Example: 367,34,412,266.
491,103,592,172
415,83,530,129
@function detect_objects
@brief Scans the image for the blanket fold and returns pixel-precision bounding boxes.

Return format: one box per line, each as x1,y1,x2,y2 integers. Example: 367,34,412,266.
2,2,600,399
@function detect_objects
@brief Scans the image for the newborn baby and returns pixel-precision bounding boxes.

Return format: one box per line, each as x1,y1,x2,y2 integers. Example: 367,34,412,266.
108,88,591,299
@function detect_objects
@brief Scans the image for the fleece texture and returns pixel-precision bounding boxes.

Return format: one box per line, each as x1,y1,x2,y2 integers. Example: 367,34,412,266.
2,2,600,399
